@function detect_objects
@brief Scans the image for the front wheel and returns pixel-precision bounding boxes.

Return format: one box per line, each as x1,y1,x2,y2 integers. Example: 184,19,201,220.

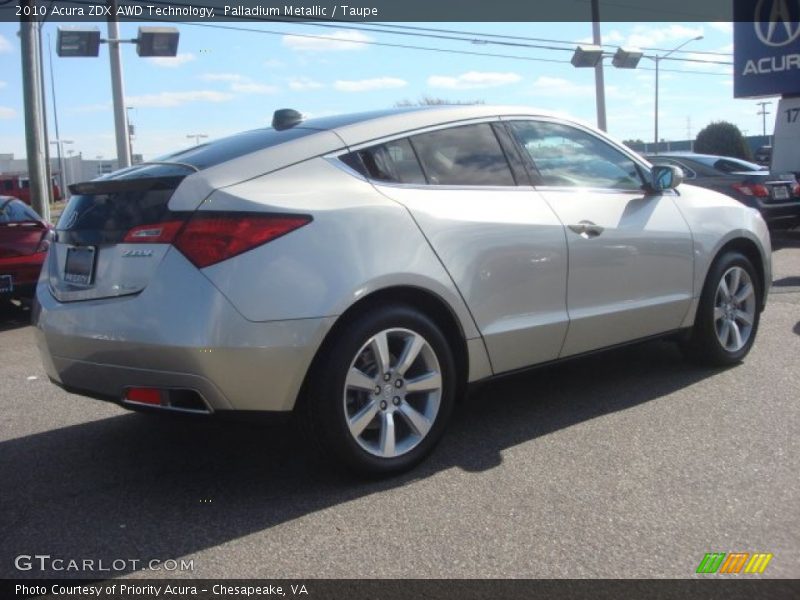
682,251,762,366
302,305,457,476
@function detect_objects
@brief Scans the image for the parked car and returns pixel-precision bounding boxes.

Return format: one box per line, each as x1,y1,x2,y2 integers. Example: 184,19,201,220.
0,174,62,205
644,152,800,226
0,196,53,303
35,106,771,475
754,145,772,166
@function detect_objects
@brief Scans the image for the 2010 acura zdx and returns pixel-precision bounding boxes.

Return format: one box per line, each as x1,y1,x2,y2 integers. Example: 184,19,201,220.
34,106,771,475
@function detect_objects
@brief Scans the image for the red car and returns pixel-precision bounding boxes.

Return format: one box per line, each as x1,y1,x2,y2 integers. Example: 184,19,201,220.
0,175,62,205
0,196,53,302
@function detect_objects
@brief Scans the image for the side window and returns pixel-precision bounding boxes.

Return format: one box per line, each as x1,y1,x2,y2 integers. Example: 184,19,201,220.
3,180,13,191
509,121,644,190
410,123,515,186
341,138,426,185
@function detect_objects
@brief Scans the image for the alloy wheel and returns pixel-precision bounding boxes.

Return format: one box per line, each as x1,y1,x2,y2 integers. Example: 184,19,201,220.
342,328,442,458
713,266,756,353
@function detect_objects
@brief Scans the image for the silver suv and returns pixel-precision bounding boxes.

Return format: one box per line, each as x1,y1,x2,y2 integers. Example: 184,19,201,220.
35,106,771,475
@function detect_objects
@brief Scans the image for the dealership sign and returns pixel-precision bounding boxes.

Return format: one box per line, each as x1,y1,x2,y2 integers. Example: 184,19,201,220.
734,0,800,97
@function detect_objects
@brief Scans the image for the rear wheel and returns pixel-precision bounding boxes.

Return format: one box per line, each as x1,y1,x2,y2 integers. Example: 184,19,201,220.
682,251,761,366
303,305,457,476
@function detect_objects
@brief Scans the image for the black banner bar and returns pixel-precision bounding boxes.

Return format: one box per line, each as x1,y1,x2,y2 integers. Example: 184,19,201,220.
1,0,738,23
3,579,800,600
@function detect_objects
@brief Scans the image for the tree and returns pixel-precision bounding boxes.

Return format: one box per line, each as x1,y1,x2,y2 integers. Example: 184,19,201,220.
394,96,484,107
694,121,752,160
622,138,645,150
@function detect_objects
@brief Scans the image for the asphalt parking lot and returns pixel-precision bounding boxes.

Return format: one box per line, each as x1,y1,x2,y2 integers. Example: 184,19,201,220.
1,229,798,580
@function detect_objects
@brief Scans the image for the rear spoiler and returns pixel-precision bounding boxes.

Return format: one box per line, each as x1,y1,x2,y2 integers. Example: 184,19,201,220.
69,175,187,196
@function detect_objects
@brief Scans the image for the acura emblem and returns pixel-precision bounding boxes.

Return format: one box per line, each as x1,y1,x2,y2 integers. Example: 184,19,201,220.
754,0,800,47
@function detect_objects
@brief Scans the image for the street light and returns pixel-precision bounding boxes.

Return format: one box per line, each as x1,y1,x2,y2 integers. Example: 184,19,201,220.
56,20,180,170
652,36,703,153
571,45,642,131
187,134,208,146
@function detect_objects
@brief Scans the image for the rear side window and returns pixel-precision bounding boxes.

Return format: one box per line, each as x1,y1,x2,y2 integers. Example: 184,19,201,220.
341,138,426,184
410,123,515,186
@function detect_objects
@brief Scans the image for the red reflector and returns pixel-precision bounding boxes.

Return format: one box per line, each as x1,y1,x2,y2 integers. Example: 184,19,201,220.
123,220,186,244
174,213,312,269
125,388,162,405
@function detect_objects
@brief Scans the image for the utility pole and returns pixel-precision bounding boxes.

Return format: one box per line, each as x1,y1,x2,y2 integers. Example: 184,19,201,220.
48,33,67,201
107,0,131,168
590,0,607,132
19,2,50,222
756,101,772,143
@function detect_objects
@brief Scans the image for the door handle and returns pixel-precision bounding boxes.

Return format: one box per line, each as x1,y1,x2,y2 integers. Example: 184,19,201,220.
568,220,604,239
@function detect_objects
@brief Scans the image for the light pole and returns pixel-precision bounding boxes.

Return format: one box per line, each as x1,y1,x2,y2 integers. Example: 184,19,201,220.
49,139,72,199
187,134,208,146
756,101,772,143
126,106,135,161
653,36,703,153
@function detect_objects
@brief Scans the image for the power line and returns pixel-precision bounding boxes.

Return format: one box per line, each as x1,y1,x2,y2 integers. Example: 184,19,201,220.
168,19,732,75
37,0,732,74
50,0,732,66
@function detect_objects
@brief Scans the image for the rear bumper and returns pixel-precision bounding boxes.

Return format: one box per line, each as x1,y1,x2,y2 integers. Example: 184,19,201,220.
34,249,335,412
755,199,800,224
0,252,46,298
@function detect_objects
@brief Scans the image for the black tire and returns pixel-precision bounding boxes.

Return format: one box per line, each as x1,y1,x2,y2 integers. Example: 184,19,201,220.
301,304,458,476
681,251,762,366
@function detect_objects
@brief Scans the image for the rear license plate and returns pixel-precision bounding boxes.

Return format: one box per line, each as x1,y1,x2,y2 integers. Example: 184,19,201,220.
64,246,96,285
0,274,12,294
772,185,790,200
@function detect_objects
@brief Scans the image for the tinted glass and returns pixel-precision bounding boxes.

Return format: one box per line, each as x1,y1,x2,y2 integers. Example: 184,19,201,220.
342,138,426,184
57,178,185,245
713,158,765,173
510,121,643,190
410,123,515,186
0,198,39,223
155,127,321,170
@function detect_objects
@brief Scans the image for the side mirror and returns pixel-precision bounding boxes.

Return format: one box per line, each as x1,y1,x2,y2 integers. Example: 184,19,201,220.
650,165,684,192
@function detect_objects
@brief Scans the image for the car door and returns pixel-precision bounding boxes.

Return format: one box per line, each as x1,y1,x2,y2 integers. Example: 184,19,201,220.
345,121,569,374
507,119,695,357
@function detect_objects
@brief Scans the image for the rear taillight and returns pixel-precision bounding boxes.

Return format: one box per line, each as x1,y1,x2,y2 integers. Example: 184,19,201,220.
732,182,769,197
173,213,312,268
794,183,800,197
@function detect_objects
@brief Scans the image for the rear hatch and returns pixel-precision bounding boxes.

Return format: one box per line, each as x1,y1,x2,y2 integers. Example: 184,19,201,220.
49,163,194,302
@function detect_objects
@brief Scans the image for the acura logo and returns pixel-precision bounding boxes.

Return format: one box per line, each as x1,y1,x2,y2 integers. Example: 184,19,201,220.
754,0,800,47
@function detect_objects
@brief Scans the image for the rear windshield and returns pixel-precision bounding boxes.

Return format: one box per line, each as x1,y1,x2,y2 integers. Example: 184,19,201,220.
57,177,185,245
0,198,40,223
154,127,321,170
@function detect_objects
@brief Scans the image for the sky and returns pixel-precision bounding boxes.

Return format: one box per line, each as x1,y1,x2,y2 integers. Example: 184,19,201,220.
0,19,782,161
